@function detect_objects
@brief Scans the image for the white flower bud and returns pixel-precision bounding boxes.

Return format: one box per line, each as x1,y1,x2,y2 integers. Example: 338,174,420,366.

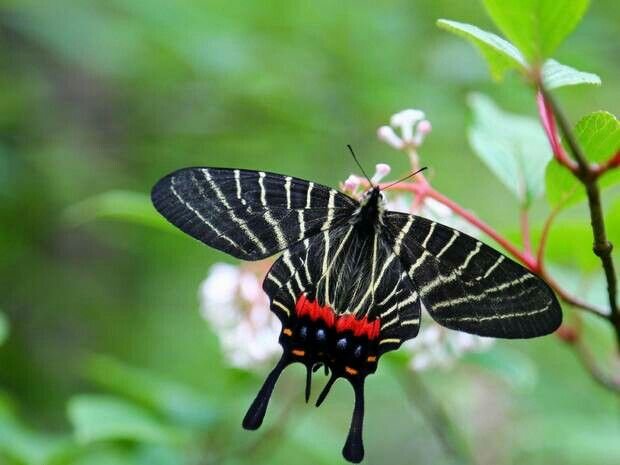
377,125,404,149
371,163,391,183
412,119,432,146
390,109,425,143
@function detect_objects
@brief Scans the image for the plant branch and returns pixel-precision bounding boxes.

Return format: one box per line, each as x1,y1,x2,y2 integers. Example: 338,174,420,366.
540,88,620,348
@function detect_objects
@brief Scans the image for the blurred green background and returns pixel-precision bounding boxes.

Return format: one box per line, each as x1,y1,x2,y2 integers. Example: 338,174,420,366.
1,1,619,464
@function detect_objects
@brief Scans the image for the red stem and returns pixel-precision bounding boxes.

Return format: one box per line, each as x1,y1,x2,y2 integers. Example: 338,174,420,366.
520,209,533,259
536,206,562,267
593,151,620,178
536,91,578,171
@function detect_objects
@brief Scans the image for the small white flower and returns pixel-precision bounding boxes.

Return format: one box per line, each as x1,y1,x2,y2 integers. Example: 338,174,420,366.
379,109,432,150
371,163,391,183
199,262,280,370
412,119,432,146
390,109,425,143
377,125,404,150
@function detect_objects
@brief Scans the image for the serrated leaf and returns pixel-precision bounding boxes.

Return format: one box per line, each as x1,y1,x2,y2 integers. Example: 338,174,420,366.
542,59,601,89
468,93,552,207
64,190,172,231
545,111,620,208
436,19,527,80
68,395,187,445
0,311,8,346
574,111,620,163
483,0,590,63
84,355,218,430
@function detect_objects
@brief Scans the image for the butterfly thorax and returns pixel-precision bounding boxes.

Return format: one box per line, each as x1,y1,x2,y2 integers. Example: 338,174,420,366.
354,187,386,231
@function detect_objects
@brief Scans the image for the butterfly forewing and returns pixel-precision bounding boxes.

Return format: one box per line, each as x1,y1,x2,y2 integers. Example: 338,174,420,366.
151,167,356,260
384,212,561,338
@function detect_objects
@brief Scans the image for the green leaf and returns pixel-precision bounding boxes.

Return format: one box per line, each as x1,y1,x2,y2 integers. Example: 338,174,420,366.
542,59,601,90
483,0,590,63
0,311,8,346
545,111,620,208
436,19,527,80
68,395,187,445
544,161,581,207
84,355,218,430
467,93,552,207
464,345,538,391
574,111,620,163
0,405,75,465
64,190,172,231
546,163,620,208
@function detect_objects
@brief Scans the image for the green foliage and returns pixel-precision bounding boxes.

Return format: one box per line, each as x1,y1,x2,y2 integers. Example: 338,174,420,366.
0,311,7,346
0,396,75,465
545,112,620,208
436,19,526,80
574,111,620,163
467,93,551,207
541,59,601,90
83,356,218,430
464,345,538,391
64,191,172,232
438,19,601,90
68,395,187,446
482,0,590,63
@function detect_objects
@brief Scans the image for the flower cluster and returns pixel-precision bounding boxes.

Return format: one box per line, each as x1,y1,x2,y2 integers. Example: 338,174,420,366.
199,262,280,369
198,108,494,373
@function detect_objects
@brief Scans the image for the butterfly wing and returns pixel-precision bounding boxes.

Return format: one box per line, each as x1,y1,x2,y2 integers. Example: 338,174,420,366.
151,167,357,260
384,212,562,338
263,223,422,354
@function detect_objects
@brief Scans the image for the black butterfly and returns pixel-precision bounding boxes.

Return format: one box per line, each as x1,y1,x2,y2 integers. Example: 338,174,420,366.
151,166,561,463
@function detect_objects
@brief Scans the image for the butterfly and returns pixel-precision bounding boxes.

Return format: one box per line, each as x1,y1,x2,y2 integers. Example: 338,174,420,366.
151,165,562,463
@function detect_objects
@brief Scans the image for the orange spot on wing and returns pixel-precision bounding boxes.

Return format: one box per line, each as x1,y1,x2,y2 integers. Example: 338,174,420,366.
292,349,305,357
283,328,293,336
345,366,359,376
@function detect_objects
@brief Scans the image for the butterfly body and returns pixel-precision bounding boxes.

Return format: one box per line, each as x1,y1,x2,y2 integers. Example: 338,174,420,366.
151,166,562,463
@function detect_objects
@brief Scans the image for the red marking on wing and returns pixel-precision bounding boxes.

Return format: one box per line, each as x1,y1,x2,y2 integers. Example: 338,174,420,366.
295,294,380,340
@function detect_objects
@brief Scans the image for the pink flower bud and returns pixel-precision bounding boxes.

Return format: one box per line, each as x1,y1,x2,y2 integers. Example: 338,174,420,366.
371,163,391,183
343,174,361,191
417,119,432,134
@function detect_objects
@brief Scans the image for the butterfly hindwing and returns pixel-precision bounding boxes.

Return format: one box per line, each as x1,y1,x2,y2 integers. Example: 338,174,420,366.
151,167,356,260
263,222,421,354
384,212,562,338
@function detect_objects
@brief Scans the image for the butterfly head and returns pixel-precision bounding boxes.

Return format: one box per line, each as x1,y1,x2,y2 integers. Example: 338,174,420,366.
357,186,387,228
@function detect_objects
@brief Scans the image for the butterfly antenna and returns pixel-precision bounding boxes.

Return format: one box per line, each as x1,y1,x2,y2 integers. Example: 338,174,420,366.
347,144,373,186
382,166,427,190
